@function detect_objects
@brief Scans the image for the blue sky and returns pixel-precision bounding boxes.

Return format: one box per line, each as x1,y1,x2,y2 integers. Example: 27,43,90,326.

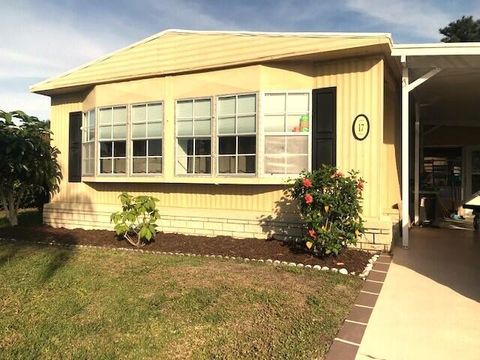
1,0,479,120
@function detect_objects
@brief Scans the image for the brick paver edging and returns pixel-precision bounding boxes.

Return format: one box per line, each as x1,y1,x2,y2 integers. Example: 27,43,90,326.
325,254,393,360
0,237,379,278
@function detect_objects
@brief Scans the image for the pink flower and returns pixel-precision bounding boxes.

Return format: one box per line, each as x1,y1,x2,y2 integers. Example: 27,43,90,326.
356,180,364,192
308,229,317,239
304,193,313,204
302,178,312,188
331,170,343,179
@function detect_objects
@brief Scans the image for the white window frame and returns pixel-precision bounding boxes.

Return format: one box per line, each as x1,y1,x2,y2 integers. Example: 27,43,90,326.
97,105,128,176
130,101,164,176
216,93,258,176
175,97,213,176
81,109,96,177
260,90,312,177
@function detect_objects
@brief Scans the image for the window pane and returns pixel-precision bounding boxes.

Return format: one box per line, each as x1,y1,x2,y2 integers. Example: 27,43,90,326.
99,108,112,125
195,138,211,155
264,93,285,114
287,93,309,113
89,110,96,127
176,157,193,174
238,155,256,173
194,119,211,135
177,120,193,136
148,157,162,173
88,127,95,141
265,136,285,154
147,122,163,138
100,158,112,173
82,145,88,159
113,141,126,157
178,139,194,156
219,136,236,155
218,97,235,116
287,115,305,132
132,123,146,139
237,115,255,133
99,126,111,140
133,157,146,173
218,117,235,134
148,139,162,156
238,136,256,154
100,142,112,157
88,159,94,175
132,105,146,123
238,94,256,114
114,158,126,174
113,107,127,124
264,155,284,174
177,101,193,118
287,135,308,154
194,157,211,174
194,99,211,118
264,115,285,132
113,125,126,139
286,154,308,174
148,103,163,121
219,156,236,173
133,140,147,156
88,143,95,158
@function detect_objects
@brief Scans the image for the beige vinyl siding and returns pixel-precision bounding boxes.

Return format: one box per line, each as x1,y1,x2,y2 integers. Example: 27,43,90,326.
32,31,391,93
315,57,384,219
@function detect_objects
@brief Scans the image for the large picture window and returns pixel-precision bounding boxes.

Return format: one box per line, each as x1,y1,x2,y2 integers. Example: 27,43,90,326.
263,92,310,175
131,102,163,174
81,109,95,176
98,106,127,174
217,94,256,174
176,98,212,174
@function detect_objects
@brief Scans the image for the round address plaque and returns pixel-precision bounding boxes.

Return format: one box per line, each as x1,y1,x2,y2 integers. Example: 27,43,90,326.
352,114,370,141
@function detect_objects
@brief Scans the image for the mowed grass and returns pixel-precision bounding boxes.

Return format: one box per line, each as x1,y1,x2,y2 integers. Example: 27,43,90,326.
0,242,362,359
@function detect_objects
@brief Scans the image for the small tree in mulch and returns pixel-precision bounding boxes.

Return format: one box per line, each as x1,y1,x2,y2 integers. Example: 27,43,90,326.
0,110,61,226
110,193,160,247
290,165,365,257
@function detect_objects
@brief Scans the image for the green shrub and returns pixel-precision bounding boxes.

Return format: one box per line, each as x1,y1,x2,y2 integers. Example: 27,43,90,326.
290,165,365,257
110,193,160,247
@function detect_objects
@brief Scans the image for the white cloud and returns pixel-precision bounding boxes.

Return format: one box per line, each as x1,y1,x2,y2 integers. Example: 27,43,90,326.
0,91,50,120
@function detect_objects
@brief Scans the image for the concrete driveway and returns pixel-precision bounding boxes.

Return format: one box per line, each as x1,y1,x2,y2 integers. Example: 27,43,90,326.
356,227,480,360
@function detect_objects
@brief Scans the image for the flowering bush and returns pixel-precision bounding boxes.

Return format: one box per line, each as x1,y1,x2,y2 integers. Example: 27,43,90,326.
290,165,365,257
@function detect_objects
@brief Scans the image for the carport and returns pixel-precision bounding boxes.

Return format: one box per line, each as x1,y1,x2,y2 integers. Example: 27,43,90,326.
392,43,480,246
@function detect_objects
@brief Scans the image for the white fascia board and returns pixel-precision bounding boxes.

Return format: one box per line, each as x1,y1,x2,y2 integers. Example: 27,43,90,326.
392,42,480,57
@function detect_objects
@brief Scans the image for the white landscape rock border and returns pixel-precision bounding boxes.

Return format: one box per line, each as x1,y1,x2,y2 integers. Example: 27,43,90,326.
0,237,380,278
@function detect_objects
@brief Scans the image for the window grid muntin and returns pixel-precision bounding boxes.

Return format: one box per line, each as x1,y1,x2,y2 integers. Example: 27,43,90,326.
98,105,127,175
131,102,163,175
217,94,257,175
176,98,212,175
82,110,95,176
263,92,311,175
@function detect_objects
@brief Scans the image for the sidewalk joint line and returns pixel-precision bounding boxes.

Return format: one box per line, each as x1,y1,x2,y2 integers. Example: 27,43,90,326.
334,338,360,347
371,269,388,274
361,290,380,296
354,304,374,309
345,319,368,326
366,279,383,284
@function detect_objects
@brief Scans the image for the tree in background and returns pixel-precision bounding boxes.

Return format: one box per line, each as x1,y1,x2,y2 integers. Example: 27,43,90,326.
0,110,61,225
439,16,480,42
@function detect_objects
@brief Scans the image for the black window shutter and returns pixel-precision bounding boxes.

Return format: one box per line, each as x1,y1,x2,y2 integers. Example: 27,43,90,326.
68,112,82,182
312,87,336,169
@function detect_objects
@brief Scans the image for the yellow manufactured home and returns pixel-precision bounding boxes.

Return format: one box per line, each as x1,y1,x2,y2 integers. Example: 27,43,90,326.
31,30,402,251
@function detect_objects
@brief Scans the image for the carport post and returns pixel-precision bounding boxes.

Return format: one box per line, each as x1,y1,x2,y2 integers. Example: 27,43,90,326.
401,56,410,247
401,57,442,248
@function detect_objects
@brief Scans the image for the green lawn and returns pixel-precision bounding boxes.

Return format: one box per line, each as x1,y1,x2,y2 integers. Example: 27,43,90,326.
0,241,362,359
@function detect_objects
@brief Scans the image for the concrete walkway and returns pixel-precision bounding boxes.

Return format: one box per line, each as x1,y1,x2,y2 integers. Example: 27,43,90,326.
356,227,480,360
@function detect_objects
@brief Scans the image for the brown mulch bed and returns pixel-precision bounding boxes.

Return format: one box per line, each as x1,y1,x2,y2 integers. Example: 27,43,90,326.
0,225,371,273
